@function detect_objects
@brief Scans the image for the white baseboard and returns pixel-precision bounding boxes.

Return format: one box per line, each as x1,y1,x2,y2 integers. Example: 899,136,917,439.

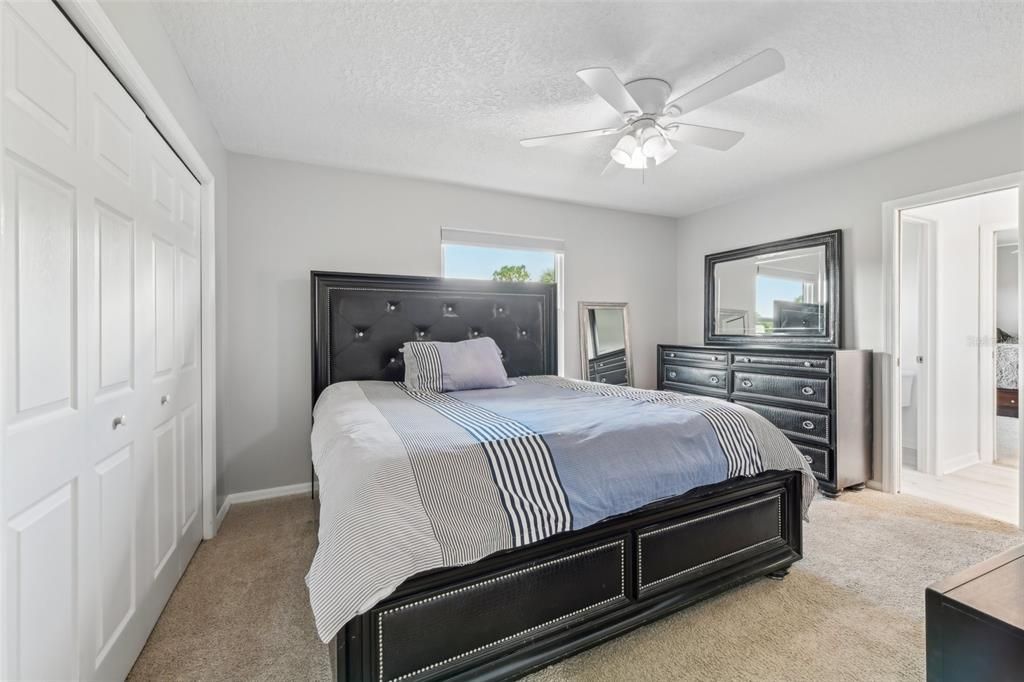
211,481,318,536
228,481,315,504
214,498,230,534
942,451,980,475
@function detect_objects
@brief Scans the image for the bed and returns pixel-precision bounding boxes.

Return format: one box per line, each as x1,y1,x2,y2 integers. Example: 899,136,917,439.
308,271,815,682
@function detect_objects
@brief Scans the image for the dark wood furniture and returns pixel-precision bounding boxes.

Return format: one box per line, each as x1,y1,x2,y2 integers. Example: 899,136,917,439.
996,387,1018,418
311,272,804,682
587,348,628,385
926,544,1024,681
658,345,872,497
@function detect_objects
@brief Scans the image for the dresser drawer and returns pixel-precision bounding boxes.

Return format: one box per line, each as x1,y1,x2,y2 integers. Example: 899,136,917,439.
732,371,830,408
663,364,727,395
594,367,628,386
735,400,831,446
661,348,727,366
591,357,626,372
794,443,831,482
731,353,830,373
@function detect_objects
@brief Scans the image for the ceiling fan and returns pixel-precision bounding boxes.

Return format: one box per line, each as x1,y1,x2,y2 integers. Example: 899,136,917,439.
520,49,785,173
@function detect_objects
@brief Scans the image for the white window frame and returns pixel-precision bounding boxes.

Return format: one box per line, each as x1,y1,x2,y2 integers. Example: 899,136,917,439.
441,227,566,375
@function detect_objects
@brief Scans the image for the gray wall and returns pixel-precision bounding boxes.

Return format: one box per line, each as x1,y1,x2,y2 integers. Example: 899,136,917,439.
99,2,232,505
676,112,1024,482
224,153,677,496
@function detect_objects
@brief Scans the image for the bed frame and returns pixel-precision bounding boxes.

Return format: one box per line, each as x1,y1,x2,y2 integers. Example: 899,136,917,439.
311,271,803,682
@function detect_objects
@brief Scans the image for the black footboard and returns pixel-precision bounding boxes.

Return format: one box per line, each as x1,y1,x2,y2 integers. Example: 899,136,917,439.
333,470,802,682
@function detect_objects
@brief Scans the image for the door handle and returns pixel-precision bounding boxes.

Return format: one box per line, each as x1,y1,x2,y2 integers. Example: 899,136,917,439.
112,415,127,430
161,394,171,405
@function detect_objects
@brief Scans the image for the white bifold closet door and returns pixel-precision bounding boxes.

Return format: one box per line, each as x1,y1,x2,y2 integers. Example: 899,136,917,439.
1,2,203,679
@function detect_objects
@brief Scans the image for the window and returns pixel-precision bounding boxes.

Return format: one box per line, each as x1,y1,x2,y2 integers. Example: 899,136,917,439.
443,244,556,283
441,229,562,284
441,228,565,373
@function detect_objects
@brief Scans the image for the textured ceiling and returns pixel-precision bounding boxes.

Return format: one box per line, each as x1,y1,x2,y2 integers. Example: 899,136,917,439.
152,1,1024,218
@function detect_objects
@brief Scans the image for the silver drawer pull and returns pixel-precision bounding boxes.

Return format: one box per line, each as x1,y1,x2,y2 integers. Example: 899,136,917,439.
740,357,751,362
710,355,718,361
668,370,677,379
801,387,815,396
803,361,812,367
802,420,815,430
112,415,127,430
741,379,753,388
600,377,607,383
709,376,720,384
667,352,675,358
598,362,605,367
803,454,813,465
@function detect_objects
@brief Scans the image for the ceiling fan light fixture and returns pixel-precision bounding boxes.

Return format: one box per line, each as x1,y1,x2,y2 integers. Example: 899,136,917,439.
640,128,671,157
625,146,649,170
652,143,677,166
610,134,637,165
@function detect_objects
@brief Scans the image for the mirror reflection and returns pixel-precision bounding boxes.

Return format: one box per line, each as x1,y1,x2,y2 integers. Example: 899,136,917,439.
713,245,827,337
579,303,632,385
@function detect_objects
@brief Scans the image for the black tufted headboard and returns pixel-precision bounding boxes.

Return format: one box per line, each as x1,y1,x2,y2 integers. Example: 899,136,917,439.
311,271,557,403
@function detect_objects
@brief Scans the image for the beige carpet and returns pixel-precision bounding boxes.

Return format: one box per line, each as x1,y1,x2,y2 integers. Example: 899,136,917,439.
128,491,1022,681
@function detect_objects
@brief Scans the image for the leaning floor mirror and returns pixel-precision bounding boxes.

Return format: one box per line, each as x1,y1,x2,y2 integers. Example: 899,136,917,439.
579,302,633,386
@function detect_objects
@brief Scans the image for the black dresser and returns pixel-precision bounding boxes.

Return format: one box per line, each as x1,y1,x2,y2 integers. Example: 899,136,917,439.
587,348,629,386
657,345,872,496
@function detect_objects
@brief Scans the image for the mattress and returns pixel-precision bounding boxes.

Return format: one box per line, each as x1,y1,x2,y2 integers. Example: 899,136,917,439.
305,376,816,641
997,342,1018,389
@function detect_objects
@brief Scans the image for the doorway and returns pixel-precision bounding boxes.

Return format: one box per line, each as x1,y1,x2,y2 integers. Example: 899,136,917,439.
891,184,1021,525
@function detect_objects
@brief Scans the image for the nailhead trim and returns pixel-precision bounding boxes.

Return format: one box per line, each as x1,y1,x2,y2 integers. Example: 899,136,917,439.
637,493,782,593
377,539,626,682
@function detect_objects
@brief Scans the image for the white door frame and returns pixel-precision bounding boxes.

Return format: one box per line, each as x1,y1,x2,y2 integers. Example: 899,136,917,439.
881,172,1024,528
896,214,937,475
979,223,1019,466
54,0,219,539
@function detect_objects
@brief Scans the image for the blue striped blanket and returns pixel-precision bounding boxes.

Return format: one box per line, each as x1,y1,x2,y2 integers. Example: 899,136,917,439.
306,376,815,641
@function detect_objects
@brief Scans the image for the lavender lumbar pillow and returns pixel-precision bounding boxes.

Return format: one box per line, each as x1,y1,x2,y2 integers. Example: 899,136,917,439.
401,337,515,391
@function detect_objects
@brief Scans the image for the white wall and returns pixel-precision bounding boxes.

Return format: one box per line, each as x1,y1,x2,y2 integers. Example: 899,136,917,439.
99,1,232,504
997,242,1019,336
224,153,677,495
676,112,1024,480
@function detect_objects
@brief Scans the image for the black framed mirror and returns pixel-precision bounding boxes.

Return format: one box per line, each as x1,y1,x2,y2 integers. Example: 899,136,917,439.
704,229,842,348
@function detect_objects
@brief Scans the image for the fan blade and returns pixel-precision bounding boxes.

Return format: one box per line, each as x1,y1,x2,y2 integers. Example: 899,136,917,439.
664,49,784,117
577,67,642,118
519,125,625,148
600,159,620,176
665,123,745,151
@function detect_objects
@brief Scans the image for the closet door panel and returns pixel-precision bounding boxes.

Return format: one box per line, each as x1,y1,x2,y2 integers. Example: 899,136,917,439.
152,416,177,577
9,158,77,417
5,484,78,682
151,235,176,378
2,1,79,145
96,202,134,394
181,403,200,534
94,446,136,664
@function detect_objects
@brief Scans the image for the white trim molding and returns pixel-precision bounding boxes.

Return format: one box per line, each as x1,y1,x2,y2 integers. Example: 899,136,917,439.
58,0,220,538
214,483,318,533
881,171,1023,528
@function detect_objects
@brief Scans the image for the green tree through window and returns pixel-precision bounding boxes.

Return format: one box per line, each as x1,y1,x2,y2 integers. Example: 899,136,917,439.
492,264,531,282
